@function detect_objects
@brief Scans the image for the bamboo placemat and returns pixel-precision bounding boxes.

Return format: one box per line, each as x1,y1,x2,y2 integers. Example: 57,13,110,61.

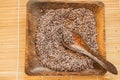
0,0,120,80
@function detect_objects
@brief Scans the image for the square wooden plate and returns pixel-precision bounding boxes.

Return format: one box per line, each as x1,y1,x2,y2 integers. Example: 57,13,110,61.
26,0,106,76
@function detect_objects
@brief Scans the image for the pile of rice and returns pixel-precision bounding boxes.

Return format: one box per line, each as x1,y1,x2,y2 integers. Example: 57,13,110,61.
35,8,98,72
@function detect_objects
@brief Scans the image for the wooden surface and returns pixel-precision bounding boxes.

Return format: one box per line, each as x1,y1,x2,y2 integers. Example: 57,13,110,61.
0,0,120,80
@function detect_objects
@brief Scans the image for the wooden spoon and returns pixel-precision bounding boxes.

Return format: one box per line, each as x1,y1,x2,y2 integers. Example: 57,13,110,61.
61,31,118,75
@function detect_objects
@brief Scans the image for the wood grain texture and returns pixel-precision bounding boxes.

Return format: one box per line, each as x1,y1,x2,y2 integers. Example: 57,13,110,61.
0,0,120,80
